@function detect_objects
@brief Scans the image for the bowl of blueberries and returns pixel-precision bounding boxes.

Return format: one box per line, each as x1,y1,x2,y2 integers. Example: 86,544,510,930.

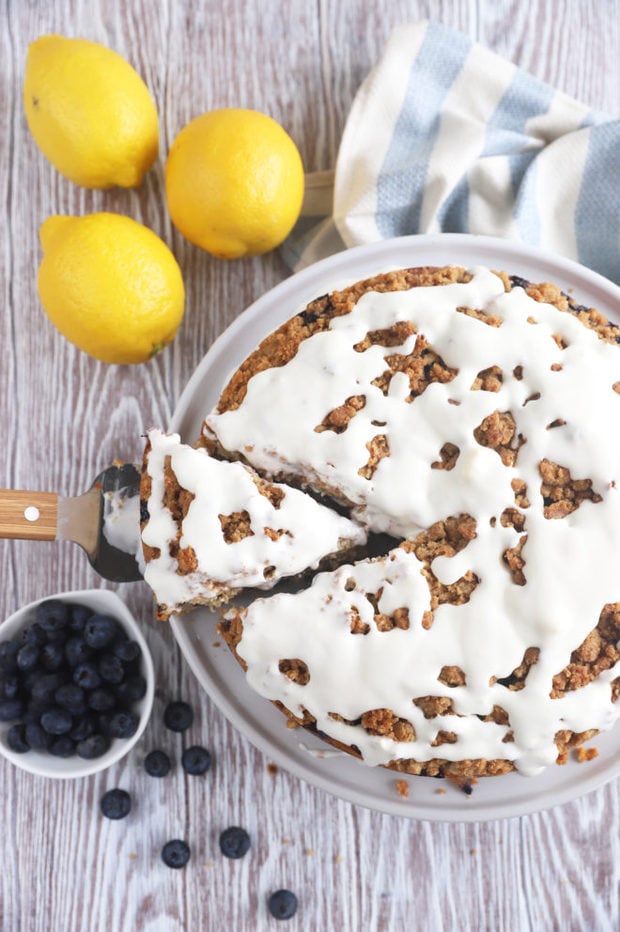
0,589,154,778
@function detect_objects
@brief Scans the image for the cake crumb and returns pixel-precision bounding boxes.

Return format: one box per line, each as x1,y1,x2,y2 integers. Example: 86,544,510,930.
128,853,137,860
282,838,291,845
267,762,278,776
436,788,447,795
447,775,478,796
556,750,569,766
206,860,214,868
575,746,599,763
334,854,343,865
395,779,409,798
306,848,315,857
470,848,477,856
212,640,220,647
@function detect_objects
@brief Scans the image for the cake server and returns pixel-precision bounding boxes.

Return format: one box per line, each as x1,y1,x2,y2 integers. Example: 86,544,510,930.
0,463,143,582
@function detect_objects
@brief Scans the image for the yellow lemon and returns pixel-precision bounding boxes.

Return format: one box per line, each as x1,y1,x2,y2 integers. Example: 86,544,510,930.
165,109,304,259
24,35,159,188
37,213,185,364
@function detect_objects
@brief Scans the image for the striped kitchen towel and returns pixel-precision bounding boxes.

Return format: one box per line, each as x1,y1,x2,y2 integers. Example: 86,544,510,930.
285,21,620,284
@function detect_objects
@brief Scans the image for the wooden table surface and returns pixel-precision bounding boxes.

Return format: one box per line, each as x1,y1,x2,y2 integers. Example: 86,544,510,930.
1,1,619,930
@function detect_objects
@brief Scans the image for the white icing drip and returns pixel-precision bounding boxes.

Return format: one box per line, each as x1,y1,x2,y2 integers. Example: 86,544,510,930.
208,267,620,774
141,430,367,615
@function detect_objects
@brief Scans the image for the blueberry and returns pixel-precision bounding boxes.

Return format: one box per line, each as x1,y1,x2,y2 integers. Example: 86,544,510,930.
65,637,93,668
49,736,75,757
161,839,190,869
0,641,18,673
181,745,211,776
0,698,24,721
108,711,139,739
55,683,86,716
97,713,112,737
24,701,51,724
1,673,20,700
31,672,66,704
36,599,69,638
25,722,52,750
7,723,29,753
41,707,73,735
268,890,298,921
77,734,109,759
84,614,117,650
219,826,251,860
112,638,140,663
69,715,96,742
16,643,40,672
144,749,171,777
98,654,124,685
40,642,64,672
88,688,116,713
69,603,92,632
73,662,101,691
163,701,193,733
21,623,47,647
116,675,146,704
100,788,131,820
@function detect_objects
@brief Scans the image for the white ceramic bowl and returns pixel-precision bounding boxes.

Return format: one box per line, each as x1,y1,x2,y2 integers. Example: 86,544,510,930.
0,589,154,779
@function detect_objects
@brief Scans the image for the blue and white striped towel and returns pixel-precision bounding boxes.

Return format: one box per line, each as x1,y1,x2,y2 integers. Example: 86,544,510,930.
285,21,620,283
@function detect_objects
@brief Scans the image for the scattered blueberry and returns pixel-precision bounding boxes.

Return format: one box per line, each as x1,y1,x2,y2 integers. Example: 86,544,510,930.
84,614,117,650
16,643,40,672
77,733,109,759
144,749,171,777
108,711,139,739
49,736,75,757
219,826,251,860
36,600,69,638
181,745,211,776
41,708,73,735
0,698,24,722
7,723,29,753
161,839,190,869
98,654,124,685
164,701,193,733
100,788,131,820
73,662,102,691
268,890,298,921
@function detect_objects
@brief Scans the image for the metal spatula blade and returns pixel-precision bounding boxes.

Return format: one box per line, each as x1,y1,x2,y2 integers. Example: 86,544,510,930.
0,463,143,582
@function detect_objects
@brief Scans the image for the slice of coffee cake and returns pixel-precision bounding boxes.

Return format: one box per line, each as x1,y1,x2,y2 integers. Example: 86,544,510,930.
140,430,367,620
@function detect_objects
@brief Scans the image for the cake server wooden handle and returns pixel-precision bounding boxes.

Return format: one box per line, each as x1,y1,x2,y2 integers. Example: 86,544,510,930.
0,490,59,540
301,169,334,217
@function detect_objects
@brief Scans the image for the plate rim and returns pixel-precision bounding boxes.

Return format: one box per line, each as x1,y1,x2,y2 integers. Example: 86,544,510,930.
169,233,620,822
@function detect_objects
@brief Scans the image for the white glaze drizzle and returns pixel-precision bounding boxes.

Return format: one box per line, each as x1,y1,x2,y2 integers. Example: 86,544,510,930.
141,430,367,616
209,267,620,774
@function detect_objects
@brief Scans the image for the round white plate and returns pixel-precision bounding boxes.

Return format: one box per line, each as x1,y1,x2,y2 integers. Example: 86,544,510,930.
169,233,620,822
